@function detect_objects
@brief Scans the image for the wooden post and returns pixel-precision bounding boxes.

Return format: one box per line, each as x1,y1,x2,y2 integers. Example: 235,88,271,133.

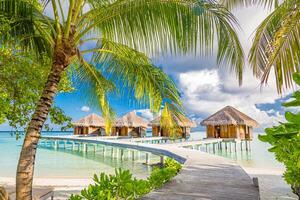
116,148,119,159
234,141,237,152
240,141,243,151
131,151,135,161
127,150,131,159
249,141,251,151
245,141,248,151
83,143,87,152
54,140,58,149
120,149,124,161
160,156,164,165
145,153,150,164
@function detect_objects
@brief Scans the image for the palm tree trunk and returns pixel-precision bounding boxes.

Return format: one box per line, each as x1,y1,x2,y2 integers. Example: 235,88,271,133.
292,186,300,199
15,60,65,200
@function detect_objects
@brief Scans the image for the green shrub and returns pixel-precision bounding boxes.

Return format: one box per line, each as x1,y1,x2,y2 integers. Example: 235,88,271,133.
164,158,182,173
259,73,300,198
148,167,177,189
69,158,182,200
69,169,151,200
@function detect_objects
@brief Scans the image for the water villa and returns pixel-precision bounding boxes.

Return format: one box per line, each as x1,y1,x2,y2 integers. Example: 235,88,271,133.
73,113,106,135
150,114,196,138
111,111,148,137
201,106,259,140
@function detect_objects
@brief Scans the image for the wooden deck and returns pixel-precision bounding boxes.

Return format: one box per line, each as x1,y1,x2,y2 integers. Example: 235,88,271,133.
40,136,259,199
142,146,259,200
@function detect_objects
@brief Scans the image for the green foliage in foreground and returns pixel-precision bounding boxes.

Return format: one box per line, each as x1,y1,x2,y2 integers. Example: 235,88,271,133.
259,73,300,198
69,158,182,200
164,158,182,173
0,43,73,132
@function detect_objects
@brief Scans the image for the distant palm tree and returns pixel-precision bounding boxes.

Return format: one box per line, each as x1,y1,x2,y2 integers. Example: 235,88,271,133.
221,0,300,93
1,0,244,199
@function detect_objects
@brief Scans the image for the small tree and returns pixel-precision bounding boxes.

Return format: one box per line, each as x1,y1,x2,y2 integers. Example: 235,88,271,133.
259,73,300,198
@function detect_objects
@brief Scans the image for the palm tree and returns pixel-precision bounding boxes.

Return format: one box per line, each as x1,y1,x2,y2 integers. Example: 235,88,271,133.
221,0,300,93
1,0,244,199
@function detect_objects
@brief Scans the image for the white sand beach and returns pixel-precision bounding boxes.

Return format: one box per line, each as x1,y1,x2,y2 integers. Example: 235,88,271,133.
243,167,297,200
1,164,298,200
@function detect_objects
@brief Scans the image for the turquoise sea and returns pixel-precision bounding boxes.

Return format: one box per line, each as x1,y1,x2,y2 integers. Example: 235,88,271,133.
0,131,159,179
189,131,284,171
0,131,284,179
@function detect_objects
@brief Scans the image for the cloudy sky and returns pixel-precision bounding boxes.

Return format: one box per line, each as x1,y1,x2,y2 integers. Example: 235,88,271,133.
0,4,293,131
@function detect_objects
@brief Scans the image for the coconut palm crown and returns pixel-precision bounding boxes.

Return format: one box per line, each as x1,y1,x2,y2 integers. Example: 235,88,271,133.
221,0,300,93
1,0,244,199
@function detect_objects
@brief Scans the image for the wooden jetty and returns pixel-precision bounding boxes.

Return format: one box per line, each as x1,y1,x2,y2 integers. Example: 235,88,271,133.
39,135,259,199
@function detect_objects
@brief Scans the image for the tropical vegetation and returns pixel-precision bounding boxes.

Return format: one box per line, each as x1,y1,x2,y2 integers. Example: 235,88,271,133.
0,20,73,132
221,0,300,93
69,158,182,200
259,73,300,198
0,46,73,132
0,0,245,199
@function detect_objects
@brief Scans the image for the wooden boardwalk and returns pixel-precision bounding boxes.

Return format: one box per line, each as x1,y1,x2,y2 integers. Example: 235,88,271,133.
143,146,259,200
40,136,259,200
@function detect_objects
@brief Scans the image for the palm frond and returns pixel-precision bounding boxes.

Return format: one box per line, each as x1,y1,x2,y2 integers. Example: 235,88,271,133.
78,0,244,83
160,102,184,139
249,1,300,93
86,39,183,113
0,0,55,57
73,53,116,133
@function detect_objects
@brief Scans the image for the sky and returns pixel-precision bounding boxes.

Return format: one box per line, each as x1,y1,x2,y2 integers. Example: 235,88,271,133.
0,4,294,131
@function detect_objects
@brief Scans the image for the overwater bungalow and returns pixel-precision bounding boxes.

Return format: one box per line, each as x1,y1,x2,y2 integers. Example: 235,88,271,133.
111,111,148,137
73,113,106,135
201,106,259,140
150,114,196,138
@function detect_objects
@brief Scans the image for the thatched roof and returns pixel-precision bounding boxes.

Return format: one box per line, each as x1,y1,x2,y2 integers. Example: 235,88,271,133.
73,113,105,127
114,111,148,128
150,114,196,127
200,106,259,127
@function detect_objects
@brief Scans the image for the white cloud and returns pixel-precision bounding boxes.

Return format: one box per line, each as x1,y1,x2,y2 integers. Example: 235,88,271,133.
135,109,155,121
177,68,287,128
81,106,90,112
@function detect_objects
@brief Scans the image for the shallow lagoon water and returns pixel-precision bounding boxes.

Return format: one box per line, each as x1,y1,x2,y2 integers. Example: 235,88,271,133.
0,131,284,180
0,131,159,179
189,131,284,171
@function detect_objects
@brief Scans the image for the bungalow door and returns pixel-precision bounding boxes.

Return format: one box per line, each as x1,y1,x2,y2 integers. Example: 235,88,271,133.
215,126,221,138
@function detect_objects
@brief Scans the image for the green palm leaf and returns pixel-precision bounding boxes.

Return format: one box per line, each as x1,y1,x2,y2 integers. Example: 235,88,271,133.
249,0,300,93
85,39,183,114
78,0,244,84
73,54,116,133
0,0,54,57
